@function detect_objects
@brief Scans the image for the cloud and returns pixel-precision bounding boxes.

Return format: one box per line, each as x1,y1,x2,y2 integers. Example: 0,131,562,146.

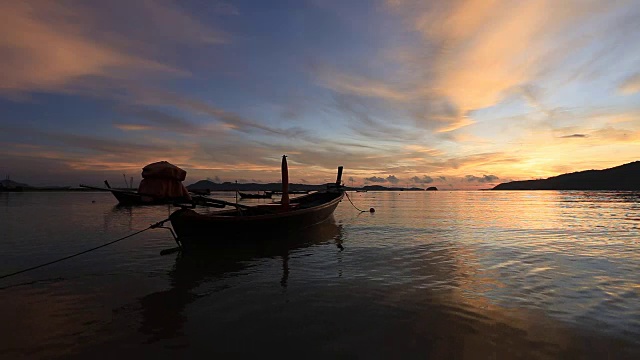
132,89,311,139
115,106,205,135
0,0,224,97
384,0,618,110
317,68,473,133
0,125,175,158
318,69,410,102
386,175,400,184
560,134,588,138
411,175,434,184
365,176,387,183
331,94,424,143
0,135,197,186
316,0,635,136
590,127,640,143
619,73,640,95
114,124,155,131
465,174,499,183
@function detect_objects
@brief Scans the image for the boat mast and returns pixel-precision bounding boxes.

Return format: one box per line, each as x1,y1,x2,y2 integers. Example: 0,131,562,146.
281,155,289,209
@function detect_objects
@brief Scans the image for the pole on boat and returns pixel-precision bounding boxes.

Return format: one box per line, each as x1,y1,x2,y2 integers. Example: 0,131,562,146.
335,166,344,186
281,155,289,209
235,180,238,204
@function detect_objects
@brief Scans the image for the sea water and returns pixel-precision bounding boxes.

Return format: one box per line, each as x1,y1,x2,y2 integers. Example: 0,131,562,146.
0,191,639,358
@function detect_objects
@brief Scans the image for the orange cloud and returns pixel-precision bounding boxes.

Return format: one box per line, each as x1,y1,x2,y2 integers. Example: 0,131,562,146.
619,73,640,95
317,69,410,102
319,0,629,136
114,124,155,131
0,0,223,96
387,0,618,112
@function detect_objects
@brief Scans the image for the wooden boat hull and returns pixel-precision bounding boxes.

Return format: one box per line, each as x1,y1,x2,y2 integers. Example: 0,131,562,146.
79,184,187,206
169,191,344,249
110,190,190,206
112,190,160,205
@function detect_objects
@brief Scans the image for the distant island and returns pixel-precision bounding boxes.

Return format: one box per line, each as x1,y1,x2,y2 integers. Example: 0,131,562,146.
0,178,72,192
187,180,426,192
493,161,640,190
426,186,438,191
0,177,429,193
0,178,29,191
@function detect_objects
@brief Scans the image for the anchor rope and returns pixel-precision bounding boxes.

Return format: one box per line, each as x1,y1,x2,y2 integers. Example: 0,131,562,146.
0,218,171,281
344,191,367,213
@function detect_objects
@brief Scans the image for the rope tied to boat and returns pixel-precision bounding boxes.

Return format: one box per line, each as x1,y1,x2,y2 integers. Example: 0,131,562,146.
344,191,374,213
0,218,172,281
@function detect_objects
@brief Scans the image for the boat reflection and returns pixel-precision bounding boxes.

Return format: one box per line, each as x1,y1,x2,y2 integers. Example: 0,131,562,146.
137,219,343,343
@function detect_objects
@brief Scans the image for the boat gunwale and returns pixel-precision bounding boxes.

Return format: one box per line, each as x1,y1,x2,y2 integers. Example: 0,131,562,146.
172,191,344,223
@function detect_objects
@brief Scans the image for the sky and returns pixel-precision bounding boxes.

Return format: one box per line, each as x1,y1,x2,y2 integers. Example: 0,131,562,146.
1,0,639,189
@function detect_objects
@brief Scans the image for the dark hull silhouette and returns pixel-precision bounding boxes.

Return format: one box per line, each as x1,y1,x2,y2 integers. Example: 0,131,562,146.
111,190,178,206
79,184,186,206
169,190,344,250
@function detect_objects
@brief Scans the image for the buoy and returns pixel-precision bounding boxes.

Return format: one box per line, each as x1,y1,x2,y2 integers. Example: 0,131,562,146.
369,207,375,213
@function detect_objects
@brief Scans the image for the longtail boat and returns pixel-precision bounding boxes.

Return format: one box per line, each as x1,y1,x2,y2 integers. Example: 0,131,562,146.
169,156,344,250
80,161,192,206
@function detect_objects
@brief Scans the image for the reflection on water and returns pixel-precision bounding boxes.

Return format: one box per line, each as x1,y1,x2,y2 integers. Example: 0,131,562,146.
0,191,639,358
136,221,343,344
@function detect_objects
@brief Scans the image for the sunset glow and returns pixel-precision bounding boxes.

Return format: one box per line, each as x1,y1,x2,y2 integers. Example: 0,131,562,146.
1,0,639,188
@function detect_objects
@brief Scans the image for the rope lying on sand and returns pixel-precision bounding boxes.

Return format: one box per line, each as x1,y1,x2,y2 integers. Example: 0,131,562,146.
0,218,171,281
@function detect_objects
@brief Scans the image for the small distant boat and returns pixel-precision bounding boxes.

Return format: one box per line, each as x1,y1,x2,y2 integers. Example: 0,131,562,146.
169,156,344,250
80,161,193,206
238,191,272,199
270,190,309,195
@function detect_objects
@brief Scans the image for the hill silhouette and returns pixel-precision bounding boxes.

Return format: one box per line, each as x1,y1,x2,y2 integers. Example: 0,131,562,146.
0,179,29,191
493,161,640,190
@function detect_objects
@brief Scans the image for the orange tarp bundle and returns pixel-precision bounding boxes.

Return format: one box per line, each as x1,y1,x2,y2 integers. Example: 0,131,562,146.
138,178,191,200
137,161,191,200
141,161,187,181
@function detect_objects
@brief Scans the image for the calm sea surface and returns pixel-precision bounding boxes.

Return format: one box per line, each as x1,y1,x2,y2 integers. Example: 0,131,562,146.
1,191,639,358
